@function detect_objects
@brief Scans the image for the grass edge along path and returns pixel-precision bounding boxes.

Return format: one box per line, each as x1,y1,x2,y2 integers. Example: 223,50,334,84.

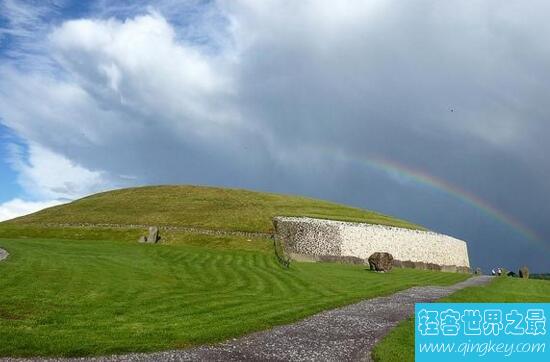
371,276,550,362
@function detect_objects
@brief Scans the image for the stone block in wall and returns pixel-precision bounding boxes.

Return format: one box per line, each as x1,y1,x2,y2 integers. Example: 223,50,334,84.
414,261,427,270
426,263,441,271
391,259,468,273
317,255,366,265
287,253,319,263
441,265,458,273
392,260,404,268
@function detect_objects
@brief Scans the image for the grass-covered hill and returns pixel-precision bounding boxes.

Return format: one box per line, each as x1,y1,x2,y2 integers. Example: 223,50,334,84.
5,185,423,233
0,185,445,357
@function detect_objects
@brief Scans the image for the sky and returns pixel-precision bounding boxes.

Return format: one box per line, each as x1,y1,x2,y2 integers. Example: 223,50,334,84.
0,0,548,272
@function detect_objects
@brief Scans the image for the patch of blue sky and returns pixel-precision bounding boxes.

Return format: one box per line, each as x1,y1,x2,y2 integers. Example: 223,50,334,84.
1,1,229,61
0,123,23,203
90,0,230,54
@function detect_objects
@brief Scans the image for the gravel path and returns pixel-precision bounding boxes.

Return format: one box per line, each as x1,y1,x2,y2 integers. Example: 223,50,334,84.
0,248,8,262
0,275,493,362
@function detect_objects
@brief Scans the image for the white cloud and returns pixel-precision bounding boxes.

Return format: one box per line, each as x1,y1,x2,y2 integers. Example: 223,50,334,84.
0,1,549,241
0,10,248,200
0,0,548,270
7,143,110,200
0,198,65,222
48,12,240,136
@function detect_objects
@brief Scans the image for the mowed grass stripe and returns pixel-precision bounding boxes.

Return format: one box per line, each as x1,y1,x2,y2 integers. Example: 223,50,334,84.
0,237,468,357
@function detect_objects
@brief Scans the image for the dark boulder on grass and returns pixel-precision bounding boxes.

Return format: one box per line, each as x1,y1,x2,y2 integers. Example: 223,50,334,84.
368,252,394,272
519,266,529,279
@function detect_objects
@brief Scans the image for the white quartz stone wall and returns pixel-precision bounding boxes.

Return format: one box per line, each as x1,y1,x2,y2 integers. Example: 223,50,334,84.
274,217,470,268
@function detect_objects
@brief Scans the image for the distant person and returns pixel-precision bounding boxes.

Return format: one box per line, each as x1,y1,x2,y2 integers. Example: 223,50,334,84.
497,268,502,276
491,269,496,276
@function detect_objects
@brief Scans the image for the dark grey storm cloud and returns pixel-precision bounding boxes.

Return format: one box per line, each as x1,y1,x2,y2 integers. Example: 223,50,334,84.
0,0,548,271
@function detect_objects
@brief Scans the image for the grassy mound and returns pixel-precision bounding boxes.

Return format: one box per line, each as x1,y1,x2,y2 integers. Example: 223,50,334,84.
0,185,441,357
372,277,550,362
5,185,423,233
0,238,466,357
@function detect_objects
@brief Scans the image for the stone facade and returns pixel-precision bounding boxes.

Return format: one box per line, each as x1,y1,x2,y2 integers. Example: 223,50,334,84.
273,217,470,270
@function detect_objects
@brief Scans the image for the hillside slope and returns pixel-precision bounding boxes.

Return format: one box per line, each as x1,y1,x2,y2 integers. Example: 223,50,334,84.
6,185,423,233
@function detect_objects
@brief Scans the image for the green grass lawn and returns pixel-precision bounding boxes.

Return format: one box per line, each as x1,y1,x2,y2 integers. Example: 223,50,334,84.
372,277,550,362
0,237,467,357
6,185,423,232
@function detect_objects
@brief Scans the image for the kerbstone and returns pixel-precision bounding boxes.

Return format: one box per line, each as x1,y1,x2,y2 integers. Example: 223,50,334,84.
368,252,393,272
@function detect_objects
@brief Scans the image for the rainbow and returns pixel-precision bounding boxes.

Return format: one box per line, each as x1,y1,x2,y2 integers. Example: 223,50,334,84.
338,153,547,250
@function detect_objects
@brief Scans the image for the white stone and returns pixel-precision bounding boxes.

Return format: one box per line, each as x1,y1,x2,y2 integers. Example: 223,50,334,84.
274,217,470,268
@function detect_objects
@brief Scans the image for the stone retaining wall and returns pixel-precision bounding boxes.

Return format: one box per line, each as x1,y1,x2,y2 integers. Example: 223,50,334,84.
273,217,470,270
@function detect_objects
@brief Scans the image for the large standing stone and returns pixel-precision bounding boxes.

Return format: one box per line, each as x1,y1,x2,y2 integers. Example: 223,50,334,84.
368,252,394,272
147,227,160,244
0,248,8,262
519,266,529,279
